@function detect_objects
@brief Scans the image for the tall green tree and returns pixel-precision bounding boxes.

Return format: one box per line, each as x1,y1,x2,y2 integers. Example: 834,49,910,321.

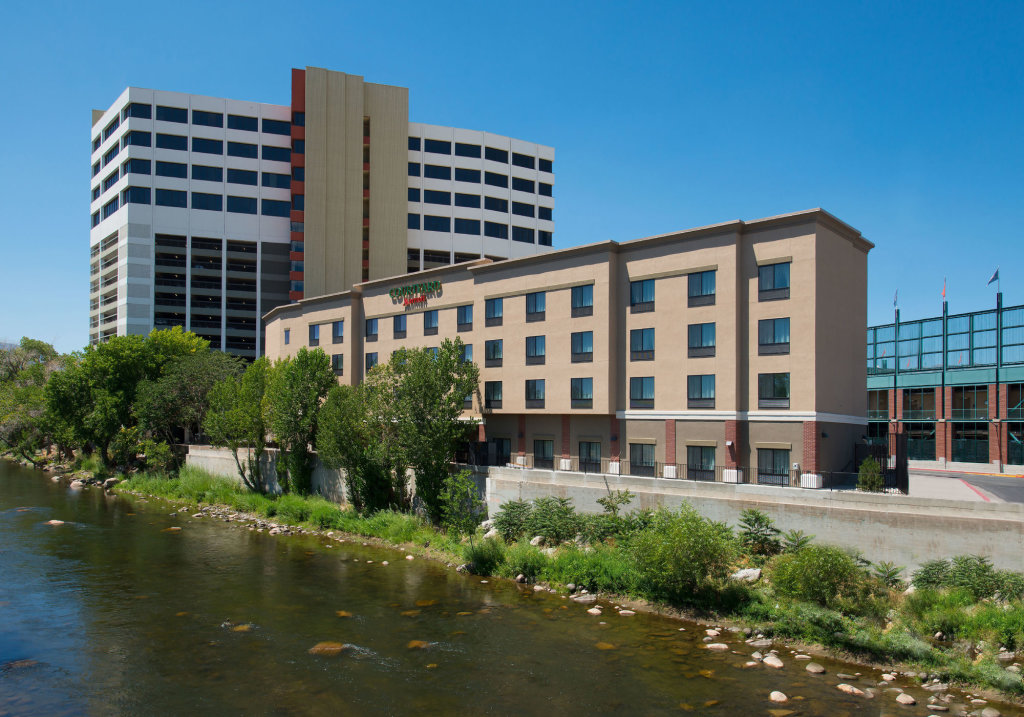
204,357,272,493
265,348,335,494
0,338,63,463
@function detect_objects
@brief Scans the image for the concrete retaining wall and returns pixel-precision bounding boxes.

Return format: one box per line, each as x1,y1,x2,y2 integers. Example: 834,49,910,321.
486,466,1024,571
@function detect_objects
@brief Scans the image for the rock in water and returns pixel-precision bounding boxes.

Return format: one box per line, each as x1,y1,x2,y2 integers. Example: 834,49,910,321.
769,691,788,703
706,643,729,651
895,693,915,705
805,662,825,674
406,640,429,650
308,642,348,656
836,684,864,696
618,609,636,616
763,654,784,669
587,607,602,616
46,519,65,526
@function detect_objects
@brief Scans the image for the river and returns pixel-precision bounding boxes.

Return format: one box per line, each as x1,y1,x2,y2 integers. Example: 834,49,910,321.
0,460,1017,716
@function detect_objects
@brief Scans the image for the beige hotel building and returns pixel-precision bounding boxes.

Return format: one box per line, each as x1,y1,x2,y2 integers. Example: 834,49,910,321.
265,208,872,484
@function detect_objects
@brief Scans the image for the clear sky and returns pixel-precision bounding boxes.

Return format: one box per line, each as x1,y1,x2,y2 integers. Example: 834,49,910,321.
1,0,1021,353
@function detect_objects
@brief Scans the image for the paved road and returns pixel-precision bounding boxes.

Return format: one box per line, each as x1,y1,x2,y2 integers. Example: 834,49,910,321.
912,469,1024,503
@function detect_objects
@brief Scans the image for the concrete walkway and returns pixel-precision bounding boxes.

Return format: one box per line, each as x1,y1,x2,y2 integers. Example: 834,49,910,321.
909,471,1003,502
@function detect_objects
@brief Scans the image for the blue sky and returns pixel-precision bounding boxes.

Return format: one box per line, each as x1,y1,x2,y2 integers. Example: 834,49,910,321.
1,1,1021,353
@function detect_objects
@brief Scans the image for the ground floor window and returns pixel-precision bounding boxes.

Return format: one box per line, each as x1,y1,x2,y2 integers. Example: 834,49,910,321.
867,421,888,445
757,448,790,486
490,437,511,466
1008,423,1023,466
628,443,655,477
533,439,554,469
903,421,936,461
579,441,601,473
951,422,988,464
686,445,715,481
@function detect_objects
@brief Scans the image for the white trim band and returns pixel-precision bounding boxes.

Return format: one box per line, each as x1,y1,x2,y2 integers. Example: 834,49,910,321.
616,410,867,426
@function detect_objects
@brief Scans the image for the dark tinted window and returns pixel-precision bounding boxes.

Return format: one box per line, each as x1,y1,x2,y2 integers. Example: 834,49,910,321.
292,166,304,181
123,130,151,147
512,201,534,218
408,137,421,150
192,110,223,128
484,222,508,239
454,167,480,183
155,161,187,178
155,189,187,208
156,133,187,151
424,190,450,205
124,102,151,119
512,152,534,169
539,158,553,173
408,213,420,229
484,172,508,188
539,230,552,246
227,196,257,214
454,193,480,208
455,142,481,158
262,172,291,189
292,112,305,127
423,215,451,232
192,137,223,155
192,192,222,211
262,118,291,135
123,158,151,175
292,195,304,210
424,139,451,154
261,199,290,217
539,182,553,196
424,164,451,180
485,147,508,163
227,114,258,131
192,165,223,182
484,196,508,212
122,186,150,204
156,106,187,123
227,168,257,185
408,162,420,176
512,226,535,244
262,145,290,162
512,177,534,193
538,206,552,221
408,188,420,202
292,139,304,154
228,141,258,158
454,218,480,235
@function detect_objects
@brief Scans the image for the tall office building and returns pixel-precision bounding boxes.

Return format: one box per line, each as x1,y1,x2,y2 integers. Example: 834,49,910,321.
88,68,555,357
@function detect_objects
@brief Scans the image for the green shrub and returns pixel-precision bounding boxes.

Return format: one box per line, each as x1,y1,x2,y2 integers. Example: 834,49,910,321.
947,555,999,600
233,492,274,516
997,570,1024,602
502,541,547,580
596,489,634,518
913,558,951,590
628,506,736,603
782,529,814,553
543,544,637,594
524,496,579,544
738,508,781,557
873,561,905,589
464,537,507,575
576,513,617,544
274,494,313,523
769,544,867,609
620,508,655,534
306,498,344,529
439,469,483,536
857,456,884,492
139,439,176,473
493,500,532,542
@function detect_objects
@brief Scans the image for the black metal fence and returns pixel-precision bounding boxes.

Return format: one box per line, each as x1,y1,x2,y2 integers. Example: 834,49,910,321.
852,432,909,494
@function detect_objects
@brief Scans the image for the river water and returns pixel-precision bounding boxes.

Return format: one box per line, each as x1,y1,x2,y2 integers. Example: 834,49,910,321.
0,460,1018,716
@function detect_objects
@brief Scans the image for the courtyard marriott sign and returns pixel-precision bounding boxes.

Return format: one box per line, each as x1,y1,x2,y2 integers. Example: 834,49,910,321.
390,280,442,308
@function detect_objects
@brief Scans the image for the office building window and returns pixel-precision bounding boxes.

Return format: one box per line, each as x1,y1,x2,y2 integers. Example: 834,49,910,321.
263,172,291,189
484,222,509,239
408,136,421,150
539,158,553,173
571,377,593,409
485,298,503,326
261,199,290,217
423,310,439,335
228,114,258,131
533,439,554,468
484,196,508,213
512,201,534,218
485,146,509,163
629,376,655,409
192,137,223,155
571,331,593,363
393,314,407,338
424,164,451,180
228,168,258,186
92,161,100,177
630,279,655,312
571,285,594,317
292,195,304,211
688,323,716,357
408,162,420,177
424,215,451,232
122,102,151,120
155,189,187,208
408,214,420,230
424,189,450,205
526,335,546,365
365,352,378,372
526,291,545,321
485,339,503,367
122,186,150,205
457,304,473,330
688,270,716,306
103,146,120,165
454,218,480,235
539,182,553,196
759,262,791,301
424,139,451,155
629,443,655,477
192,109,223,128
484,381,502,409
262,145,290,162
122,158,151,177
226,196,257,214
686,446,715,481
122,130,151,148
512,177,534,193
156,105,187,123
454,193,480,208
687,375,715,409
192,165,223,182
263,118,291,135
332,321,343,343
228,141,259,158
155,161,187,178
758,372,790,409
191,193,222,211
309,324,320,346
538,206,552,221
757,449,791,485
512,226,535,244
408,187,420,202
365,318,378,341
331,354,344,375
454,167,480,183
630,328,655,361
758,318,790,354
512,152,535,169
455,142,481,158
525,379,545,408
292,139,304,154
484,171,508,188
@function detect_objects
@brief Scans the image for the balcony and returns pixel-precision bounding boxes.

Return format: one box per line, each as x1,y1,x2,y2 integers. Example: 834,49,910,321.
902,409,935,421
952,408,988,421
867,409,889,420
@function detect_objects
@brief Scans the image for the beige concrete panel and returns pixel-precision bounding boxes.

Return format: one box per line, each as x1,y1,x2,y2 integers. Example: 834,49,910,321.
674,420,725,467
818,420,868,471
364,82,409,281
623,419,666,464
745,421,804,470
303,68,330,297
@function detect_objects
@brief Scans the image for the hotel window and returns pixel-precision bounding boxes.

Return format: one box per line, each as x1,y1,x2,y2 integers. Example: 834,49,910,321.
533,439,554,469
758,372,790,409
525,379,545,409
688,270,716,307
228,169,258,186
408,136,421,150
156,105,187,123
192,137,223,155
629,444,655,477
228,141,259,159
192,109,223,128
484,196,508,213
571,377,593,409
526,291,545,321
630,328,655,361
579,441,601,472
365,318,378,341
512,152,535,169
393,314,407,339
526,335,546,365
332,320,343,344
228,114,258,131
454,168,480,183
331,354,343,375
424,189,451,205
485,339,503,367
423,310,439,335
408,162,421,177
688,323,716,357
539,182,553,197
284,329,290,345
629,376,654,409
424,139,451,155
759,262,791,301
687,375,715,409
308,325,320,346
484,222,509,239
484,381,502,409
758,318,790,355
263,118,291,136
455,142,481,158
686,446,715,481
457,304,473,331
571,285,594,317
454,193,480,208
485,297,503,326
461,344,473,363
365,353,378,372
485,146,509,163
539,158,553,173
484,171,508,188
629,279,655,313
757,449,791,485
571,331,593,362
424,165,451,180
122,158,151,176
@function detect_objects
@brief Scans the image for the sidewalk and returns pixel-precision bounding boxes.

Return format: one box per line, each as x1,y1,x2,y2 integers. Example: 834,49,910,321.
909,473,1001,502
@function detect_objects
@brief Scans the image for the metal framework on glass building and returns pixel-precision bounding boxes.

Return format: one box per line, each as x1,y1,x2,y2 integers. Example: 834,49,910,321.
866,295,1024,470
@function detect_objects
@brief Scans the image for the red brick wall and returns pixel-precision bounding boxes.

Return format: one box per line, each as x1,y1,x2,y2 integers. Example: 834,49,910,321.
935,420,947,461
999,383,1009,420
725,420,746,468
990,422,1004,465
802,421,819,473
